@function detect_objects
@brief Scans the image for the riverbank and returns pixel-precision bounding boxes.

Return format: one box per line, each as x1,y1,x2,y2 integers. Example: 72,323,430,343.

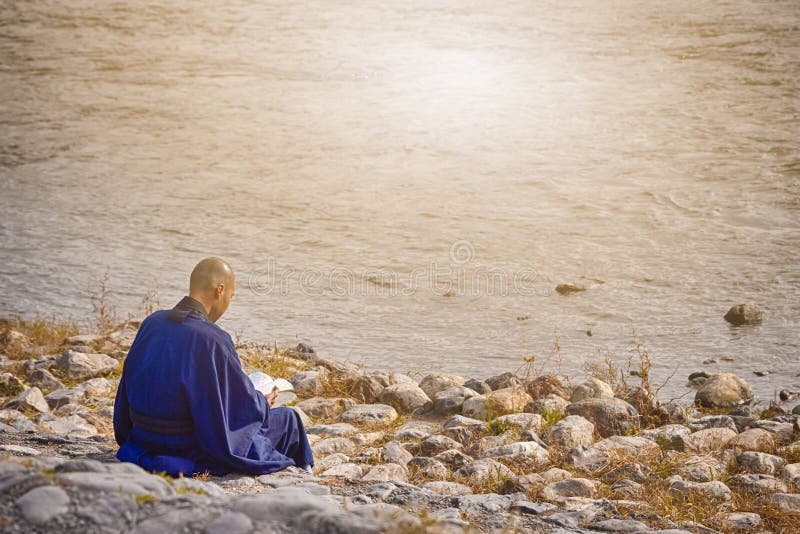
1,315,799,533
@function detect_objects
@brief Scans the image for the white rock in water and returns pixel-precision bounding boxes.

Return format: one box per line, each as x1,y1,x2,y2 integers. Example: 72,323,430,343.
694,373,753,410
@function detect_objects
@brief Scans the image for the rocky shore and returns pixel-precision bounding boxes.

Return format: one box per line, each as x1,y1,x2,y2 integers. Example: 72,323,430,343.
1,317,799,533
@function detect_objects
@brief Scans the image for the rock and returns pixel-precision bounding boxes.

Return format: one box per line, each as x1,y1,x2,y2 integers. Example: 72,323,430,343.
418,374,465,399
729,428,775,451
783,463,800,486
393,421,437,440
65,334,103,346
24,369,64,392
0,444,41,456
0,409,37,432
684,428,737,453
453,493,512,517
568,445,611,472
737,451,785,475
688,415,738,433
56,350,118,380
57,471,174,497
676,455,727,482
641,424,692,451
307,423,359,437
750,420,795,445
485,372,522,391
407,457,449,480
493,413,544,433
291,370,324,396
379,383,431,414
668,477,732,501
570,378,614,402
526,394,570,416
688,371,711,387
718,512,761,530
420,435,463,456
339,404,398,425
422,481,472,496
204,512,253,534
729,473,788,493
4,386,49,413
566,397,639,437
432,386,477,416
361,463,408,483
350,375,384,404
590,518,651,532
594,435,661,458
481,441,548,465
539,478,596,502
454,459,514,486
45,388,86,409
464,386,533,420
382,441,412,466
770,492,800,512
443,414,487,431
312,437,356,457
440,425,473,446
38,415,97,438
320,463,363,479
525,375,571,400
15,485,70,524
79,377,117,397
434,449,473,471
501,473,545,494
0,373,25,396
694,373,753,410
555,283,587,295
296,397,355,420
314,453,349,472
724,303,763,325
546,415,595,447
463,378,491,394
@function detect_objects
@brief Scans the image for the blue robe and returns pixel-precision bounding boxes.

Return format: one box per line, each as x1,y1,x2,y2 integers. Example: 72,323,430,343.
113,298,314,476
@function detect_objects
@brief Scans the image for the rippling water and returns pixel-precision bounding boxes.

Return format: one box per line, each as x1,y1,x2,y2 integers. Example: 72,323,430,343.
1,1,798,400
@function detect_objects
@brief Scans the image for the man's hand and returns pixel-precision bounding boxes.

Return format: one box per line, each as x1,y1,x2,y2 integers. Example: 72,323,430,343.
267,386,279,407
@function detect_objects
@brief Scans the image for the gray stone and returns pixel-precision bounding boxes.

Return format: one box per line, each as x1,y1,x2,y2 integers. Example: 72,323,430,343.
566,397,640,437
590,518,651,532
464,386,533,420
421,481,472,496
684,427,737,453
339,404,398,425
676,455,727,482
382,441,412,466
312,437,356,457
454,493,512,516
74,493,136,527
45,388,86,409
204,512,253,534
688,415,738,433
314,453,349,472
494,412,544,432
432,386,477,416
79,377,117,397
668,477,731,501
737,451,786,475
361,463,408,483
454,458,514,486
443,414,487,431
233,487,337,521
782,463,800,486
729,473,789,493
0,444,41,456
485,372,522,391
464,378,491,394
57,350,118,380
729,427,776,451
770,492,800,512
724,303,763,325
15,485,70,524
350,375,384,404
39,415,97,438
24,368,64,392
539,478,596,502
5,386,49,413
568,445,611,472
132,509,209,534
320,463,363,479
418,374,466,399
718,512,761,530
526,394,570,416
393,421,438,440
481,441,548,465
56,471,174,497
434,449,473,471
420,434,463,456
694,373,753,410
307,422,359,437
641,424,691,451
407,457,449,480
546,415,595,447
379,383,431,414
570,378,614,402
296,397,355,419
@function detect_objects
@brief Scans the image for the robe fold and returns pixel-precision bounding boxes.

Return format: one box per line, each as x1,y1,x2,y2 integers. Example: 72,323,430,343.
113,297,313,476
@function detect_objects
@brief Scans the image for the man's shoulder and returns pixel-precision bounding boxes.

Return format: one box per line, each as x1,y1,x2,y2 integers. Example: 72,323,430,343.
140,311,233,348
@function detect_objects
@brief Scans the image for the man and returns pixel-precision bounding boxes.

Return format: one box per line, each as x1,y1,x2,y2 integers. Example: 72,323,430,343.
113,257,314,476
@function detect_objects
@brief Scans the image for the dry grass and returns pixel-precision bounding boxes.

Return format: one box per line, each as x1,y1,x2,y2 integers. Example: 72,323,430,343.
0,314,79,359
238,342,311,378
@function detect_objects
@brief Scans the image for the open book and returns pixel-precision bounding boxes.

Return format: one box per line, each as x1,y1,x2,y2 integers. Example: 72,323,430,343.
248,371,295,395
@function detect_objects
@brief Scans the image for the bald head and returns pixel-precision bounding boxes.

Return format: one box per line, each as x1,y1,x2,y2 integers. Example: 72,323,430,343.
188,257,235,323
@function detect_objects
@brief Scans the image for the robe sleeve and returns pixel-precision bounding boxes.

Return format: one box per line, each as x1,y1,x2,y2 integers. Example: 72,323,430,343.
113,359,132,446
183,334,292,473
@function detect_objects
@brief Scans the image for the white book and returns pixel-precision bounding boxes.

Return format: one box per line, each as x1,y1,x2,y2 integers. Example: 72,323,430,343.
248,371,295,395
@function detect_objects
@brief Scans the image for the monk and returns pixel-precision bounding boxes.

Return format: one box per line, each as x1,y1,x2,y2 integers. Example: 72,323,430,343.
113,257,314,476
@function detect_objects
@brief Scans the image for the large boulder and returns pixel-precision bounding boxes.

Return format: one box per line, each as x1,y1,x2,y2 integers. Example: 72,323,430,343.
566,397,639,437
694,373,753,410
56,350,118,381
418,374,465,399
379,383,431,414
724,303,763,326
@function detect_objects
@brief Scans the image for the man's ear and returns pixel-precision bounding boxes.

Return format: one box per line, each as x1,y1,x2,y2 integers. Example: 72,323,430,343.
215,283,225,299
